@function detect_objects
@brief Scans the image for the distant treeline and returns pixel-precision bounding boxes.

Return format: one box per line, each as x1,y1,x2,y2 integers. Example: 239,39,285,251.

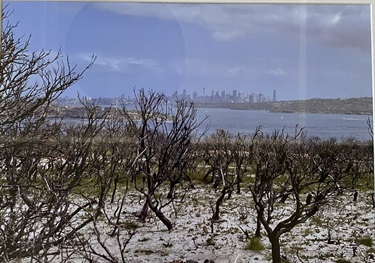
195,97,372,115
51,97,373,119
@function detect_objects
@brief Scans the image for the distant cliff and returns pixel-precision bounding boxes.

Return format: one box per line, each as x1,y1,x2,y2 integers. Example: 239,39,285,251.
195,97,372,115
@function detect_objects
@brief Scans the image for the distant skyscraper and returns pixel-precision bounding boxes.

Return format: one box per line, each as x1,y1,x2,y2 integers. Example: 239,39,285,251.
239,91,244,102
233,90,238,102
273,89,277,102
250,92,255,103
259,93,265,102
193,91,198,100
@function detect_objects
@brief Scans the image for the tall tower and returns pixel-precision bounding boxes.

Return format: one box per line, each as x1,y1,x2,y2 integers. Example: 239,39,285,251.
233,89,238,102
273,89,277,102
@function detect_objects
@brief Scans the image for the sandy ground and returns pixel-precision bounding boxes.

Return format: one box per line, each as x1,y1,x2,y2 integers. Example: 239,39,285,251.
62,186,375,263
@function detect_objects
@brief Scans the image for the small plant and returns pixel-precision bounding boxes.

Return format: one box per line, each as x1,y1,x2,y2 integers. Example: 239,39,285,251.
162,242,173,248
303,228,313,236
244,236,265,251
134,249,154,255
189,170,207,184
356,236,373,247
122,221,139,230
205,237,215,246
310,215,324,227
138,237,150,242
160,251,169,257
335,259,351,263
318,252,336,261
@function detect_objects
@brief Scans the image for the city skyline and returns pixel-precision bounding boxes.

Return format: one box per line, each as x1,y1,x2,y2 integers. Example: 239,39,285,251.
172,88,277,103
5,2,372,101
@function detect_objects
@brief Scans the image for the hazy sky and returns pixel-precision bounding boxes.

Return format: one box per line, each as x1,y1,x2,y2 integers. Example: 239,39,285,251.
4,2,372,100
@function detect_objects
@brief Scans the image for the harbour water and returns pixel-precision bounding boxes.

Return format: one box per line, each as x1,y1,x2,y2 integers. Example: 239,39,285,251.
196,108,372,141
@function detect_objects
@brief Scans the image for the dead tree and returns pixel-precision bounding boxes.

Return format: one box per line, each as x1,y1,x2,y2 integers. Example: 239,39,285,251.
121,89,205,231
248,127,292,240
248,128,360,263
201,129,237,221
0,9,107,261
232,133,248,194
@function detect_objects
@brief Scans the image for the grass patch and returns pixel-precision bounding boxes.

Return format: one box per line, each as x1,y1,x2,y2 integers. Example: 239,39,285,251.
318,252,335,261
189,169,208,184
356,236,373,247
121,221,139,230
303,228,313,236
335,259,351,263
244,237,265,251
205,237,215,246
309,214,324,227
134,249,154,255
138,237,150,242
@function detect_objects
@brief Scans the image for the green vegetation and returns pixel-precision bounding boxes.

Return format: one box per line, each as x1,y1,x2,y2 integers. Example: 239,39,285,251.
205,237,215,246
244,237,265,251
52,97,372,119
335,259,351,263
122,221,139,231
356,236,373,247
195,97,372,115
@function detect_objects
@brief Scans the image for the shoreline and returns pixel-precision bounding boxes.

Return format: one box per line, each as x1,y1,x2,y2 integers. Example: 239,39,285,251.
194,97,372,115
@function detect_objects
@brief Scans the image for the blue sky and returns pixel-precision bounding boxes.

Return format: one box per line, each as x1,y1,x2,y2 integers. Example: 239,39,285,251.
4,2,372,100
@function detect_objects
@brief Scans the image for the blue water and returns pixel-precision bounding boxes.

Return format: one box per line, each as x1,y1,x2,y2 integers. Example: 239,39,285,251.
196,108,372,141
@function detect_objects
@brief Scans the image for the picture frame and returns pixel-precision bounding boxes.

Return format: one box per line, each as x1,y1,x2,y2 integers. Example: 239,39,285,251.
0,1,374,262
